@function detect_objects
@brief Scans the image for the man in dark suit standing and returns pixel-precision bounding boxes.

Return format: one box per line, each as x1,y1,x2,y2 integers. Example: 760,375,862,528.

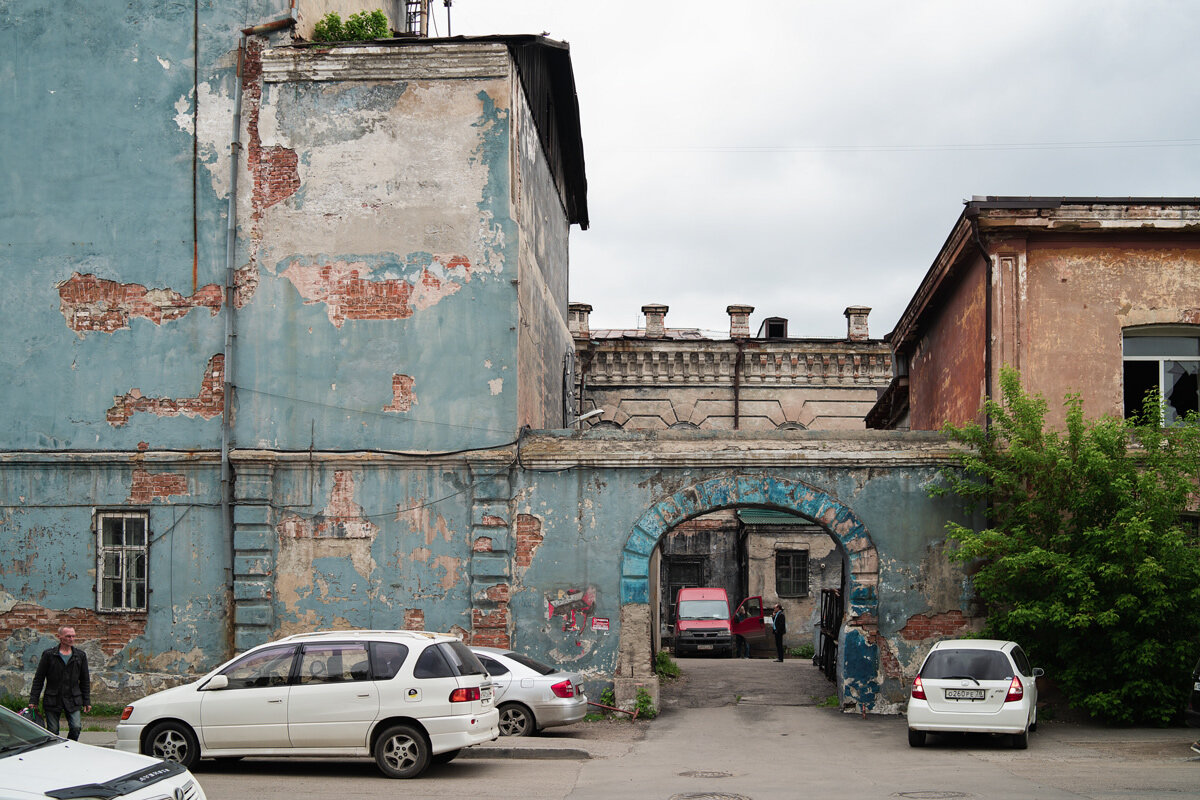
28,626,91,740
771,603,787,662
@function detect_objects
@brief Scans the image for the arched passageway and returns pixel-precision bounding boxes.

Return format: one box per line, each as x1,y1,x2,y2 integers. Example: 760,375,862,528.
616,475,882,709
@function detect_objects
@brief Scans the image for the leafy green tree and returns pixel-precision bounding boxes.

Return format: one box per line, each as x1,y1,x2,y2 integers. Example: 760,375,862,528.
933,366,1200,725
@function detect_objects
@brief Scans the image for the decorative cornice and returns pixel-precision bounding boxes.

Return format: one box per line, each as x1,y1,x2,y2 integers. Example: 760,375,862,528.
580,341,892,387
260,42,510,83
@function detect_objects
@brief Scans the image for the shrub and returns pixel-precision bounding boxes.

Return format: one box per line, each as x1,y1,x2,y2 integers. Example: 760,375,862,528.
312,10,389,43
634,686,657,719
934,367,1200,725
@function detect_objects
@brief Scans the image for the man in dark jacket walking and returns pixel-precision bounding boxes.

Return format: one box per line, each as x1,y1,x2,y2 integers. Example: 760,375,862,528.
771,603,787,662
28,626,91,740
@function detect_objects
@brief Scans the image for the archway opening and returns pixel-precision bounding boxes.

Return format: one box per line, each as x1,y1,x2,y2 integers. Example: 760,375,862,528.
615,476,881,712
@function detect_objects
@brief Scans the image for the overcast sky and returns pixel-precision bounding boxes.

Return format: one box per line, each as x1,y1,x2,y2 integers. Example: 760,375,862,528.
447,1,1200,339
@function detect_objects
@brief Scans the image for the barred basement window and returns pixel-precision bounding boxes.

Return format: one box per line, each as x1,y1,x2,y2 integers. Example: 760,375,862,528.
97,512,148,612
775,549,809,597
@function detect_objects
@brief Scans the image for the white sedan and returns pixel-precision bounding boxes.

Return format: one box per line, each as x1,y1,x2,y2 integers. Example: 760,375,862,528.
906,638,1043,749
470,647,588,736
0,705,205,800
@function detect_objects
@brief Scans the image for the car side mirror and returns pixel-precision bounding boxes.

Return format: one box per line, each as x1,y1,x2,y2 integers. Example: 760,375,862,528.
202,674,229,691
1032,668,1044,678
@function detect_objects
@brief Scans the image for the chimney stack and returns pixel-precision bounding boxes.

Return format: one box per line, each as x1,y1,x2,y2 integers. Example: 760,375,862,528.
844,306,871,341
568,302,592,339
642,304,668,339
727,305,754,339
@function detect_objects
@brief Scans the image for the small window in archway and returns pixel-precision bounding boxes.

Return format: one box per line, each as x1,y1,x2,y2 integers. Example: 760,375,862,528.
669,421,700,431
776,422,806,431
775,550,809,597
1123,328,1200,424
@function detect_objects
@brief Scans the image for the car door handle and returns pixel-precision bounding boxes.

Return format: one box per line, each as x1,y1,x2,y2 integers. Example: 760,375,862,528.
357,693,370,698
268,699,283,703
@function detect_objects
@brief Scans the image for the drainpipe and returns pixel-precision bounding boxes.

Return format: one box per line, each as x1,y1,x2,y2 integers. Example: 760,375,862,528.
222,11,297,595
968,210,993,431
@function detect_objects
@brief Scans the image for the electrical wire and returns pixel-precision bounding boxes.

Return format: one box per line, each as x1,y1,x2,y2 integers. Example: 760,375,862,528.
234,385,516,437
606,137,1200,154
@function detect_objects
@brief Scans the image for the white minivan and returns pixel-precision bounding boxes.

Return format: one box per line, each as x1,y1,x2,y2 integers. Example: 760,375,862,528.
116,630,499,778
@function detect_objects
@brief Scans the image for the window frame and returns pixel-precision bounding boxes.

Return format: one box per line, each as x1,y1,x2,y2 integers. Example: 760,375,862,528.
95,510,149,613
1122,327,1200,424
775,549,809,598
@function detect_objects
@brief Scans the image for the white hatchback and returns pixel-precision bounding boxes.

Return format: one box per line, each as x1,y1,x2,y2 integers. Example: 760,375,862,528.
906,638,1043,749
116,630,499,778
0,705,206,800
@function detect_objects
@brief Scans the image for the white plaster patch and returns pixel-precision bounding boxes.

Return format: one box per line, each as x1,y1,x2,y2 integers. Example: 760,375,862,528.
484,360,492,368
0,590,17,614
157,56,171,70
489,378,503,395
183,82,237,198
173,97,192,135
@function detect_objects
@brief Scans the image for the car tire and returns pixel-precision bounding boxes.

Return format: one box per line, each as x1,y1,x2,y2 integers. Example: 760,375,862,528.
144,720,200,770
373,724,430,779
1012,728,1029,749
498,702,535,737
907,728,926,747
431,748,461,765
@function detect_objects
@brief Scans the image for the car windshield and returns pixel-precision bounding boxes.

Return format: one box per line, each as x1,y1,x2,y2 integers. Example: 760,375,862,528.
678,600,729,620
503,652,556,675
0,709,57,757
921,649,1014,681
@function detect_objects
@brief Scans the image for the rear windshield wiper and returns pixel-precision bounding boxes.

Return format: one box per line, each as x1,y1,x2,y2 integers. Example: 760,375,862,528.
941,675,981,685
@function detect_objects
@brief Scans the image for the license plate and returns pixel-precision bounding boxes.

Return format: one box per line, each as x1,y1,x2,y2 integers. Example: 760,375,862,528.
944,688,985,700
698,644,713,650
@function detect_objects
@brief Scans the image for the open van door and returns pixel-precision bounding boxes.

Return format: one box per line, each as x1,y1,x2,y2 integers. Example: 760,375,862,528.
732,596,768,648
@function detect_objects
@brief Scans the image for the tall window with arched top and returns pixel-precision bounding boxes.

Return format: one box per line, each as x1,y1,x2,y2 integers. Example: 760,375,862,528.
1122,328,1200,424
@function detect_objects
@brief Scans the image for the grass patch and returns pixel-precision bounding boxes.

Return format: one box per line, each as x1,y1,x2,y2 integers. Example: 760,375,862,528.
815,694,839,708
789,643,816,659
654,650,681,681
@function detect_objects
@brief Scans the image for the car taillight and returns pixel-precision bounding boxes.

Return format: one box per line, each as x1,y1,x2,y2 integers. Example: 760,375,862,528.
1005,675,1024,702
550,679,575,698
911,676,926,700
120,705,134,721
449,687,481,703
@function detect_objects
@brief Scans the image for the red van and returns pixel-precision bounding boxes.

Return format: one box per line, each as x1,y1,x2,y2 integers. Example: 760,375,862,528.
673,588,768,657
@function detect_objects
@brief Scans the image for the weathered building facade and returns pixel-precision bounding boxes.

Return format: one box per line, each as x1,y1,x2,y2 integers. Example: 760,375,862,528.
5,1,1072,717
868,198,1200,431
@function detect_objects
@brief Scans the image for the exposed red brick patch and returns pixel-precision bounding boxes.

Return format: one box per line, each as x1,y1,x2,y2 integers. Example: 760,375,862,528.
241,40,299,222
471,602,510,648
0,604,145,656
515,514,543,568
1183,308,1200,325
279,260,472,328
472,537,493,552
233,264,258,309
484,583,510,603
277,470,378,539
899,611,972,641
403,609,425,630
383,374,416,412
107,355,224,427
128,468,189,504
481,514,506,527
58,273,222,334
